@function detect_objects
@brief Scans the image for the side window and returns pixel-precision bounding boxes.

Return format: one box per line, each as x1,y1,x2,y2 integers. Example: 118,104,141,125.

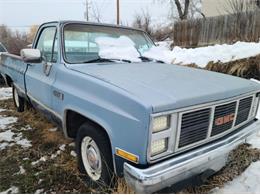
52,34,58,63
36,27,57,62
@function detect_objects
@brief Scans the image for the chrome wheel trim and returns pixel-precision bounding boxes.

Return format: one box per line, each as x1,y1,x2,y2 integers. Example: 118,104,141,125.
81,136,102,181
14,88,20,107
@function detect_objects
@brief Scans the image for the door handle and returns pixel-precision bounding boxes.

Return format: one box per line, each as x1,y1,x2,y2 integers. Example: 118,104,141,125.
43,62,52,76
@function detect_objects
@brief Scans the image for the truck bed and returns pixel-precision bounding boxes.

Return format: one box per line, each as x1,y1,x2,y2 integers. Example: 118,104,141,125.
0,53,27,91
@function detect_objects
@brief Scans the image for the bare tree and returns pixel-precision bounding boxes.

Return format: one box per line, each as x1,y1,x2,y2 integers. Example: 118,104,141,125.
174,0,190,20
27,25,39,43
189,0,205,19
157,0,204,20
132,10,153,35
0,25,30,55
90,2,102,23
157,0,190,20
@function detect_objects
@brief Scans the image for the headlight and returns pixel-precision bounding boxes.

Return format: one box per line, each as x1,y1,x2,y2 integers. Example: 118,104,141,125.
152,115,170,133
251,94,260,118
151,138,168,156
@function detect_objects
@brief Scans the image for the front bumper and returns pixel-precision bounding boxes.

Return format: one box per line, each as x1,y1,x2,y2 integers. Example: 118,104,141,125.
124,119,260,193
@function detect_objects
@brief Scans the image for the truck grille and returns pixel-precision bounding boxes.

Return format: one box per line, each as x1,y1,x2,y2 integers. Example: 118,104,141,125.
211,102,236,136
178,108,210,148
177,95,254,150
235,97,253,126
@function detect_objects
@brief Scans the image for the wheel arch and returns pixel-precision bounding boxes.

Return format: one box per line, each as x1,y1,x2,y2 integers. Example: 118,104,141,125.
63,109,113,141
63,109,118,174
3,74,13,87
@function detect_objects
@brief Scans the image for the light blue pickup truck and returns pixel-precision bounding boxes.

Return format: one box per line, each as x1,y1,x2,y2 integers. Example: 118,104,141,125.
0,21,260,193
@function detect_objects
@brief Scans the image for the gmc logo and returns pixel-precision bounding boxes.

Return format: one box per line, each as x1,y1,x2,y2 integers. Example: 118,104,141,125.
215,113,235,126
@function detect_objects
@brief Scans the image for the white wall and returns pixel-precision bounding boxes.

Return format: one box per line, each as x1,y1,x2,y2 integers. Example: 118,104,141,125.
202,0,258,17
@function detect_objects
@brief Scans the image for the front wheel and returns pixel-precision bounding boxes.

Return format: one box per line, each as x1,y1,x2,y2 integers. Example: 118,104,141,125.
76,123,115,189
12,85,24,112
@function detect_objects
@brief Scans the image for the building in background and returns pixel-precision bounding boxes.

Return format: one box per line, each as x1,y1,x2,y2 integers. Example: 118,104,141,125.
202,0,260,17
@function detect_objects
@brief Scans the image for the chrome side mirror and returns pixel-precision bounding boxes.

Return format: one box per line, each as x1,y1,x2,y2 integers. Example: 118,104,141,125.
20,49,42,63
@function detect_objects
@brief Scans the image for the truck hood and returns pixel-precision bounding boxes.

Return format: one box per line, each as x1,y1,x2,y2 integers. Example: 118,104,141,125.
69,62,260,113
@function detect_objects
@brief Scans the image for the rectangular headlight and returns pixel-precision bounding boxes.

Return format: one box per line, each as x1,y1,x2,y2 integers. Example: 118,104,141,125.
251,95,260,118
152,115,170,133
151,138,168,156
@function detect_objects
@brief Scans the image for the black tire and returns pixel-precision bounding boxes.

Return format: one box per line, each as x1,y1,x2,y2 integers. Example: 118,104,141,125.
76,123,115,189
12,85,24,112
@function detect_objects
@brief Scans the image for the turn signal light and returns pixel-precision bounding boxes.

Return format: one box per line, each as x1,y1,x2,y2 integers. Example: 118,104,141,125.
116,148,139,164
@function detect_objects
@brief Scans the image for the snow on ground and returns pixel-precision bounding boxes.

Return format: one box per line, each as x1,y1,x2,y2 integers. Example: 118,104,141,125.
156,40,172,49
70,150,77,157
0,129,32,150
0,186,19,194
0,109,31,150
0,116,17,129
48,127,57,132
0,87,12,100
212,162,260,194
94,36,260,67
171,42,260,67
31,156,47,166
35,189,44,194
143,41,260,67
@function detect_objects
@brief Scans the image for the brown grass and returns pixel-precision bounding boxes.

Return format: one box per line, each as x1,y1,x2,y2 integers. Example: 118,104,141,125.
205,55,260,80
181,144,260,193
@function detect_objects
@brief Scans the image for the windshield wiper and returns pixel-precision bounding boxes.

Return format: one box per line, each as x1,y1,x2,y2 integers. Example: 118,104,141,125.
139,56,165,63
83,57,132,64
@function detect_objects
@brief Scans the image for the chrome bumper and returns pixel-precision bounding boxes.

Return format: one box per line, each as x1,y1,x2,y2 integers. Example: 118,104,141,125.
124,120,260,193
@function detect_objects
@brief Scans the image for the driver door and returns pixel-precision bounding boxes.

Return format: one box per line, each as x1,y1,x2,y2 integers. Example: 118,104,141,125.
25,26,58,112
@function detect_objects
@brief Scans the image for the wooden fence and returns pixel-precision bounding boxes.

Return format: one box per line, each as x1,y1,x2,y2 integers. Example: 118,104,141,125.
173,11,260,47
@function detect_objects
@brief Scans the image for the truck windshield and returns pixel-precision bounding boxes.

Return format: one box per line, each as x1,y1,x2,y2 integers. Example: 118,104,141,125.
63,24,154,64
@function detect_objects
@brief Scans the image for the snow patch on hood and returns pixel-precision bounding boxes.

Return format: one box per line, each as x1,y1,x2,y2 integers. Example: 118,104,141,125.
95,36,141,62
143,46,173,64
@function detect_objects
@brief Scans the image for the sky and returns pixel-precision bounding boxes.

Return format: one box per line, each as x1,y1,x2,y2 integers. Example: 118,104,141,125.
0,0,170,32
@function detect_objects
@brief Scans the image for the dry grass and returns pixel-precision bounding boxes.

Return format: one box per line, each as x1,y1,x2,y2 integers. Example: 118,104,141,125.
182,144,260,193
0,99,90,193
205,55,260,80
184,55,260,81
0,98,133,194
113,179,134,194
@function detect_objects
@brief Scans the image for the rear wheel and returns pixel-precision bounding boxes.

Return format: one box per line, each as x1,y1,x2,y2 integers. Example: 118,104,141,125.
76,123,115,189
12,85,24,112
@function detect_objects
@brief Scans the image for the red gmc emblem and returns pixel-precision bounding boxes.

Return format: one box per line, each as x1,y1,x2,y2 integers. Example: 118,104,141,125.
215,113,235,126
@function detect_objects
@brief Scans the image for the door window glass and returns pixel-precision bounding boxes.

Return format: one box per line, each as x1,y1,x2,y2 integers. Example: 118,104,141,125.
36,27,57,62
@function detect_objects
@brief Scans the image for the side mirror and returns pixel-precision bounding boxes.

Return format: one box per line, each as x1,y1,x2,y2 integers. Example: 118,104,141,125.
20,49,42,63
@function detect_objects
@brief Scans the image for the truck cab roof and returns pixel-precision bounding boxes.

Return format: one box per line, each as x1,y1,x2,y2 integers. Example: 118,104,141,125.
40,20,146,33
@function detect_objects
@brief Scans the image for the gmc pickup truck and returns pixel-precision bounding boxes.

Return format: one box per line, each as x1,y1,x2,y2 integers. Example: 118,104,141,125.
0,21,260,193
